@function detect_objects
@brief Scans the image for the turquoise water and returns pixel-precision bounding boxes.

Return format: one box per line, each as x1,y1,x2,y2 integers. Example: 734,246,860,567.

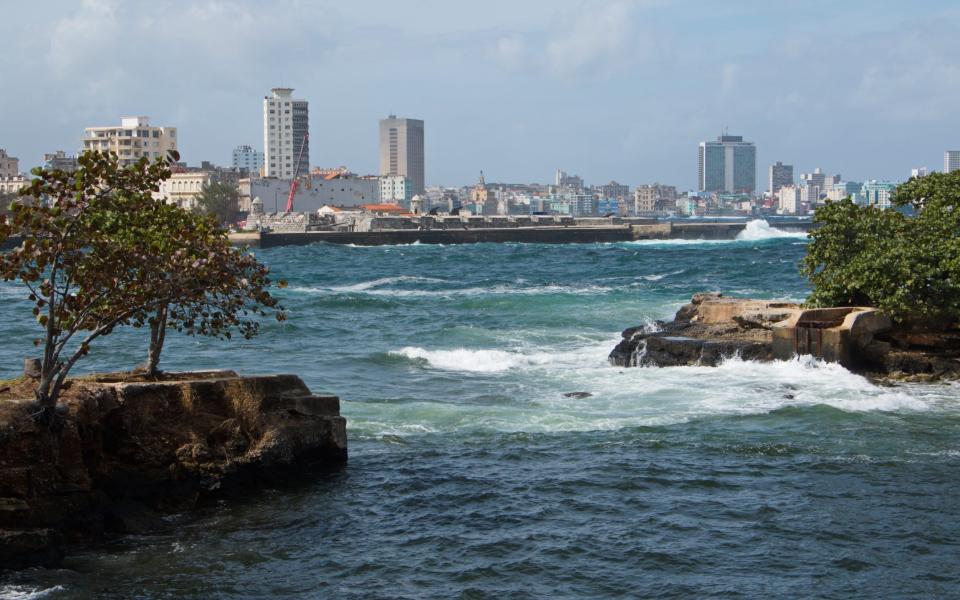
2,223,960,598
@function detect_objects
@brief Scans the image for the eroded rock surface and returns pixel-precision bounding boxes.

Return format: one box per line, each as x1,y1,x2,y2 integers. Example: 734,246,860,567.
610,294,799,367
0,371,346,570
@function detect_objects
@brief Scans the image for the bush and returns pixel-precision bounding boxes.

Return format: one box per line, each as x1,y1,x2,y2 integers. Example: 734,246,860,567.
801,171,960,325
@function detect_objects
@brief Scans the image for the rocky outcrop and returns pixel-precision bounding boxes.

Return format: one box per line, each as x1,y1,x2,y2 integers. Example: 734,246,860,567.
0,371,346,570
609,294,799,367
611,293,960,381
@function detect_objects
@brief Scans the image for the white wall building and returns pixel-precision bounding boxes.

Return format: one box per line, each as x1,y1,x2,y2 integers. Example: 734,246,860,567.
945,151,960,174
380,175,413,204
82,117,176,165
241,175,379,213
778,185,802,214
263,88,309,179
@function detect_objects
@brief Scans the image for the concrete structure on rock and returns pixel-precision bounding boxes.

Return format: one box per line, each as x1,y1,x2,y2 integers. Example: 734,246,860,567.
82,117,176,166
263,88,309,179
379,115,424,195
698,134,756,194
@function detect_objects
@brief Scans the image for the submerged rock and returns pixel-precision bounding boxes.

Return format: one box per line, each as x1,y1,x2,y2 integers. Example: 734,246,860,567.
0,371,346,569
562,391,593,399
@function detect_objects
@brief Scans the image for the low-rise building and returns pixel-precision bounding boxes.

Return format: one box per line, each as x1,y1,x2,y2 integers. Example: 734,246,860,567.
0,149,19,178
241,174,380,213
634,184,678,214
778,185,803,215
232,145,264,176
0,176,29,195
82,116,177,165
855,181,897,210
824,181,861,202
380,175,413,204
43,151,78,172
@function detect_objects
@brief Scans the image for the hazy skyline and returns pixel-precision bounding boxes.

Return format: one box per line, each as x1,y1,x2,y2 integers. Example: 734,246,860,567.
2,0,959,188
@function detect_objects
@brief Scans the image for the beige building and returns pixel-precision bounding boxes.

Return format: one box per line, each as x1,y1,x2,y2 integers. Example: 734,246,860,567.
156,171,213,210
634,183,678,214
379,115,424,195
263,88,309,179
0,176,29,195
0,149,19,178
82,117,177,165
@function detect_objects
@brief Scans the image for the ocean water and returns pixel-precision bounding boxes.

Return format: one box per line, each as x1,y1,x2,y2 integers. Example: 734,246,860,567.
2,222,959,598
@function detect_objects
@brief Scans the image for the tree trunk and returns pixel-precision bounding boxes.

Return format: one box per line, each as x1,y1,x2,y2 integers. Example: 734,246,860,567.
146,305,168,377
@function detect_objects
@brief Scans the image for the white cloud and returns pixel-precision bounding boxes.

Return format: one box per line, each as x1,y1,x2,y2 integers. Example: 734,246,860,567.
487,1,650,79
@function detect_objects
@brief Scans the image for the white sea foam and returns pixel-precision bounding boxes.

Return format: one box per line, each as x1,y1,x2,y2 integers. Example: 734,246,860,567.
735,219,809,241
390,346,553,373
352,339,959,437
291,281,622,298
0,586,66,600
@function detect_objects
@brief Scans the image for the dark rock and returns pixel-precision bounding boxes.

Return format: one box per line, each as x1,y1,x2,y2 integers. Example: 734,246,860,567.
563,392,593,399
0,528,63,569
0,372,347,570
104,499,169,535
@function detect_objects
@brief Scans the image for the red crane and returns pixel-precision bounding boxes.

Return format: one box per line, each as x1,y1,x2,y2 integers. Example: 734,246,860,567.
284,133,309,213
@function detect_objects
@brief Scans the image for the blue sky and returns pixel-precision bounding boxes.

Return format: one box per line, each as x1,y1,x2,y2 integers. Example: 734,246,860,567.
2,0,959,188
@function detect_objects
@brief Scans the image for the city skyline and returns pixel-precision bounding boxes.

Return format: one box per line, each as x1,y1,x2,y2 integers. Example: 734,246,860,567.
1,1,959,188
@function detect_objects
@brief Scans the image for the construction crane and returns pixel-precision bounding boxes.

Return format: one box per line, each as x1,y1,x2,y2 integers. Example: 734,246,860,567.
284,133,309,213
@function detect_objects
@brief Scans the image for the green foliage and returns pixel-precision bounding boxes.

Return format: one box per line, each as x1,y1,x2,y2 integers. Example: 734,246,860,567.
194,181,240,226
802,170,960,324
0,150,284,415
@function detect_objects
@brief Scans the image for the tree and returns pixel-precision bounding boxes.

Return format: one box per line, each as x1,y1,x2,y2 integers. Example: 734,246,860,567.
194,181,240,226
802,171,960,325
0,151,177,420
135,203,285,375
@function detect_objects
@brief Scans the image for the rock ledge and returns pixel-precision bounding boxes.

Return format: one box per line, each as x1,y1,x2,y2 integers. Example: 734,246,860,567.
0,371,346,570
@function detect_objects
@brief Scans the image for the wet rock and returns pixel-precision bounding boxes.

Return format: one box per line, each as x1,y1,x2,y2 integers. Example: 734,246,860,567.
0,372,347,570
563,392,593,399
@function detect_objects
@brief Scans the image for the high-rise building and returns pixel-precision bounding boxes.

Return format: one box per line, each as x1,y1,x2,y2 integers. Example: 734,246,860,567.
82,117,176,165
263,88,309,179
945,151,960,173
379,115,425,195
232,144,264,175
698,134,756,194
768,161,793,195
0,149,19,178
911,167,929,179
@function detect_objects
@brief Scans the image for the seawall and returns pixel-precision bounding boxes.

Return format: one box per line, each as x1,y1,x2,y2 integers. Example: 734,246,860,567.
257,226,635,248
228,219,815,248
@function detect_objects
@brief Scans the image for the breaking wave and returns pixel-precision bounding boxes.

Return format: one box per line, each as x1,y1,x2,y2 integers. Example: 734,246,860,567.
736,219,809,241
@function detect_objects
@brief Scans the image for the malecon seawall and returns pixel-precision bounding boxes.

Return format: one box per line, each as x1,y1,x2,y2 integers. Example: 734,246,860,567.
231,219,815,248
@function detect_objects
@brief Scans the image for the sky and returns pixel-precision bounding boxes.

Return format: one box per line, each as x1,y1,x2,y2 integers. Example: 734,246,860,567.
1,0,959,189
